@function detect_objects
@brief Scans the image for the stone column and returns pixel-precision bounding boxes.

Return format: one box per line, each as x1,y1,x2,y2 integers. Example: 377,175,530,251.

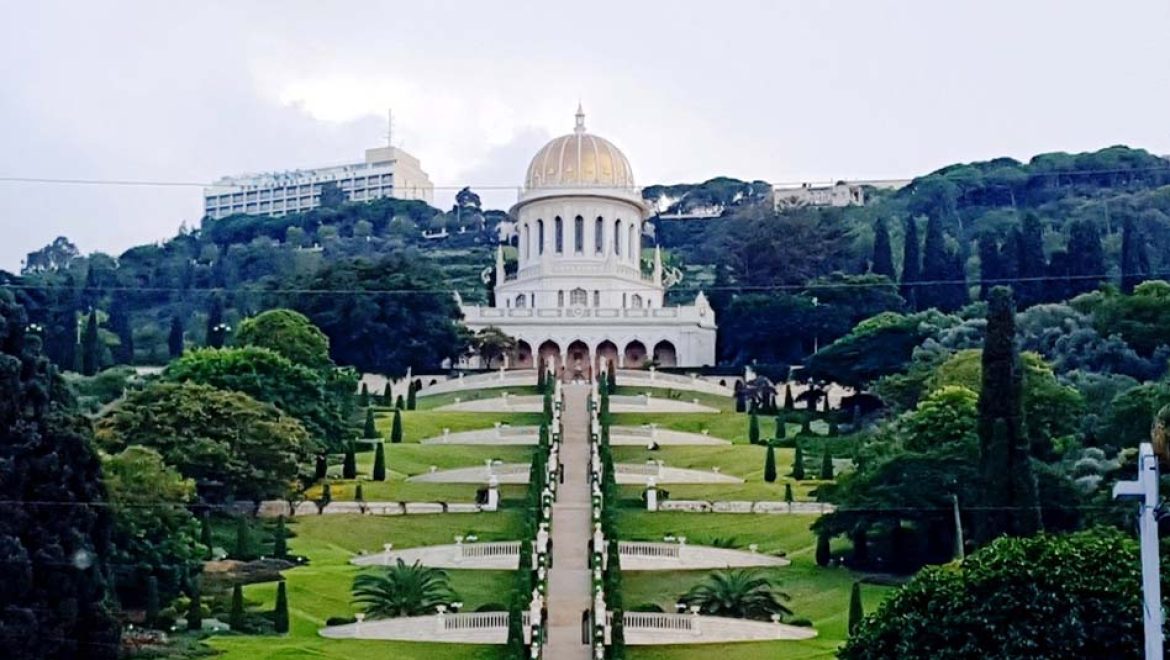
645,477,658,512
485,475,500,511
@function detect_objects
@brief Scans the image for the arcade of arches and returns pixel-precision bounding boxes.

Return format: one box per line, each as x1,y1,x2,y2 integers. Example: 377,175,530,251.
509,338,678,378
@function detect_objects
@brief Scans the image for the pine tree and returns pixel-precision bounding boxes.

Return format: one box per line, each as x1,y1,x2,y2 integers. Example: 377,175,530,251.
205,295,225,348
847,582,863,635
233,516,253,560
273,582,289,634
900,217,921,310
871,217,895,279
359,383,369,407
775,415,786,440
748,412,760,445
820,448,834,480
975,287,1041,545
229,584,245,631
145,575,160,627
314,454,327,480
1121,215,1151,294
792,445,806,480
372,442,386,481
273,516,287,558
783,384,794,410
168,314,184,358
390,409,403,443
395,394,405,409
187,576,203,631
363,407,376,438
200,512,213,560
784,482,794,504
406,381,417,410
342,440,357,479
80,309,101,376
815,534,831,567
764,444,777,483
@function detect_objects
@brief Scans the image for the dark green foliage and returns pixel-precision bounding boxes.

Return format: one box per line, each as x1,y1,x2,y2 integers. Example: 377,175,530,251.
1120,215,1151,294
406,381,416,410
359,383,370,407
1066,220,1106,298
543,391,553,418
774,415,786,439
792,445,805,480
351,559,457,618
395,394,405,409
900,217,921,309
784,483,794,504
783,384,794,410
200,512,213,559
847,582,863,636
828,419,839,436
273,581,289,634
107,292,134,365
820,448,834,480
975,288,1041,544
234,516,254,560
342,440,357,479
81,309,100,375
236,308,332,368
273,516,288,558
764,444,777,483
321,482,332,506
748,412,760,444
815,534,831,567
372,442,386,481
607,363,616,394
1015,213,1046,306
680,568,793,621
800,416,812,435
187,577,203,631
390,409,403,443
871,217,895,279
230,584,245,631
145,575,160,627
354,482,364,502
168,313,184,358
314,454,327,480
205,295,226,348
363,407,376,438
382,384,392,406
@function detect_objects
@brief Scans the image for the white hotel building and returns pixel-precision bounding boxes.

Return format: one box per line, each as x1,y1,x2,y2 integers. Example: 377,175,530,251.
202,145,434,220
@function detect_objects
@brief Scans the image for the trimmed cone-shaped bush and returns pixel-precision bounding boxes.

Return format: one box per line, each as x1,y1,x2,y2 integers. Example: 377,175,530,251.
372,442,386,481
230,583,245,631
273,516,287,558
234,516,254,560
395,394,405,410
792,445,806,480
382,384,392,406
355,482,364,502
406,382,416,410
764,444,777,483
775,416,786,440
314,454,327,480
390,409,403,443
784,384,794,410
748,413,760,445
820,448,834,480
816,534,831,567
848,581,863,635
784,482,794,504
273,581,289,634
363,407,376,438
342,440,357,479
187,576,203,631
359,383,369,407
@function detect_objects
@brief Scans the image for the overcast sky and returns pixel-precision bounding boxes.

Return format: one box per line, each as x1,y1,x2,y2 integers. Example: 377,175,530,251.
2,0,1168,270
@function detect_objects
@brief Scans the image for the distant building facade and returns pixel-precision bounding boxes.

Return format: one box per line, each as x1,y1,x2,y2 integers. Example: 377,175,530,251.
202,145,433,220
771,179,911,210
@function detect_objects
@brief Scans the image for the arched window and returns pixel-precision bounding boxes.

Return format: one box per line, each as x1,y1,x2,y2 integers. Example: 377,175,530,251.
554,217,564,254
570,288,587,306
614,219,622,256
574,216,584,253
515,294,527,308
537,220,545,255
628,225,637,262
557,290,565,307
595,217,604,253
522,224,529,260
631,294,643,308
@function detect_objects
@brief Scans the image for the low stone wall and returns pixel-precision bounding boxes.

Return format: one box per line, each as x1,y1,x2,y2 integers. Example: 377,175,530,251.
656,500,835,515
256,500,488,517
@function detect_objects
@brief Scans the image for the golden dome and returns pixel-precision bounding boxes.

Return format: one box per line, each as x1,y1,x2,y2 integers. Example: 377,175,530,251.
525,106,635,190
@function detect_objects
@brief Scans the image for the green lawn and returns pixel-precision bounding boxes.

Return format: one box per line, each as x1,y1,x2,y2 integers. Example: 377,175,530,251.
412,385,541,410
616,512,893,659
370,408,545,444
613,386,735,412
310,445,536,504
612,445,833,502
208,513,526,660
610,411,832,446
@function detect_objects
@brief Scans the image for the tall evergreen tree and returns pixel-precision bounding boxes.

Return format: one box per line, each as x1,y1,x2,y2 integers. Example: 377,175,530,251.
107,292,134,365
199,512,213,559
314,454,327,481
395,394,405,409
0,290,121,658
187,576,203,631
389,409,403,443
205,294,226,348
145,575,160,627
80,309,101,376
848,582,863,635
381,384,392,406
774,415,786,440
406,381,417,410
748,412,760,445
783,384,794,410
871,218,896,279
977,233,1003,300
816,533,831,567
820,447,834,480
273,581,289,634
233,516,253,560
358,383,369,407
975,288,1041,545
372,441,386,481
919,215,949,310
1015,213,1047,307
792,444,806,480
784,482,794,504
1066,220,1105,297
342,440,357,479
1121,216,1151,293
168,314,184,358
900,217,921,310
273,516,287,558
764,444,777,483
363,407,376,438
944,247,969,311
229,584,245,631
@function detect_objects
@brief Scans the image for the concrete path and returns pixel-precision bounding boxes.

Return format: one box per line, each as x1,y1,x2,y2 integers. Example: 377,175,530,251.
545,382,592,659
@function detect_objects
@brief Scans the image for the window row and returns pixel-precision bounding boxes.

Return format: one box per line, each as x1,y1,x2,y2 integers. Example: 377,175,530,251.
520,216,639,261
507,290,649,309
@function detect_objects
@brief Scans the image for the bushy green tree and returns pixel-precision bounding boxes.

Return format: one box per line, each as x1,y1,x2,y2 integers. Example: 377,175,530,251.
764,444,777,483
236,308,331,368
372,442,387,481
352,559,457,618
390,409,403,443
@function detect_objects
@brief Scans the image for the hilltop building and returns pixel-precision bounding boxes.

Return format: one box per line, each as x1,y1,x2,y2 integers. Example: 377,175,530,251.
459,106,717,376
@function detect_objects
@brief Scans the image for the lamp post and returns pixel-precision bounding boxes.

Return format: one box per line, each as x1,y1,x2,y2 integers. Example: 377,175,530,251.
1112,442,1163,659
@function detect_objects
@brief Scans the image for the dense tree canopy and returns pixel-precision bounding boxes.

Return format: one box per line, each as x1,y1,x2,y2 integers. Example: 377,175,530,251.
236,308,332,368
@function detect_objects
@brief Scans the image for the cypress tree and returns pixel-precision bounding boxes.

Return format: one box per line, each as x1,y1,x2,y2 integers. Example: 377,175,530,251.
321,482,332,506
828,419,839,436
537,361,546,391
390,409,403,443
395,394,405,409
975,287,1041,545
200,512,213,559
607,361,616,393
919,215,949,310
233,516,253,560
354,482,364,502
944,248,969,311
774,415,786,440
205,295,225,348
382,384,392,406
800,415,812,435
783,384,794,410
977,233,1002,300
784,482,794,504
167,314,184,358
342,440,357,479
314,454,327,480
1016,213,1046,307
748,412,760,445
764,444,777,483
820,448,834,480
871,217,895,279
543,391,553,419
108,292,134,364
187,576,203,631
1121,215,1151,293
81,309,101,376
229,584,245,631
359,383,369,407
1066,220,1105,297
372,442,386,481
363,407,376,438
847,582,863,635
815,533,831,567
406,381,417,410
145,575,160,626
273,582,289,634
792,445,806,480
900,217,921,310
273,516,287,558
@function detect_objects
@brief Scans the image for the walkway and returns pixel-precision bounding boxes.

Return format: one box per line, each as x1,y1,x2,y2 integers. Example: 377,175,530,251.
545,382,592,659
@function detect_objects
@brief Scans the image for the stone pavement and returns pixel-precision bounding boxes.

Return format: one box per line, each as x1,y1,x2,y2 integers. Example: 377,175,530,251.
544,382,592,659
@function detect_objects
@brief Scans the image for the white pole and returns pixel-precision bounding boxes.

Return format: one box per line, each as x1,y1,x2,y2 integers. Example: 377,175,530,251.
1112,442,1163,659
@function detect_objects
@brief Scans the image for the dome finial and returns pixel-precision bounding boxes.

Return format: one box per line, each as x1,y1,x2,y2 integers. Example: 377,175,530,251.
574,102,586,134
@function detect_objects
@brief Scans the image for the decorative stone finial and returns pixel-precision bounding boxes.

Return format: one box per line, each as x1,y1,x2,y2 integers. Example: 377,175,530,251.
575,103,586,134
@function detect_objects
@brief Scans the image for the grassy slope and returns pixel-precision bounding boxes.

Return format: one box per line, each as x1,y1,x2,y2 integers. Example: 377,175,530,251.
209,513,526,660
613,445,829,502
616,512,891,659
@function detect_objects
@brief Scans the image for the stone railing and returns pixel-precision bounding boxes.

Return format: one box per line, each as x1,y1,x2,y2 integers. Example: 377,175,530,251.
497,425,535,438
439,610,530,632
616,463,662,477
608,611,697,633
418,369,536,396
617,541,680,559
460,541,521,559
488,464,532,477
655,500,836,514
613,425,655,438
616,368,735,396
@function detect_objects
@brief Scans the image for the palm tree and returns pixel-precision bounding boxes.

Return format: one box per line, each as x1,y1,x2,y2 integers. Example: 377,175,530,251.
679,569,793,621
352,559,458,618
